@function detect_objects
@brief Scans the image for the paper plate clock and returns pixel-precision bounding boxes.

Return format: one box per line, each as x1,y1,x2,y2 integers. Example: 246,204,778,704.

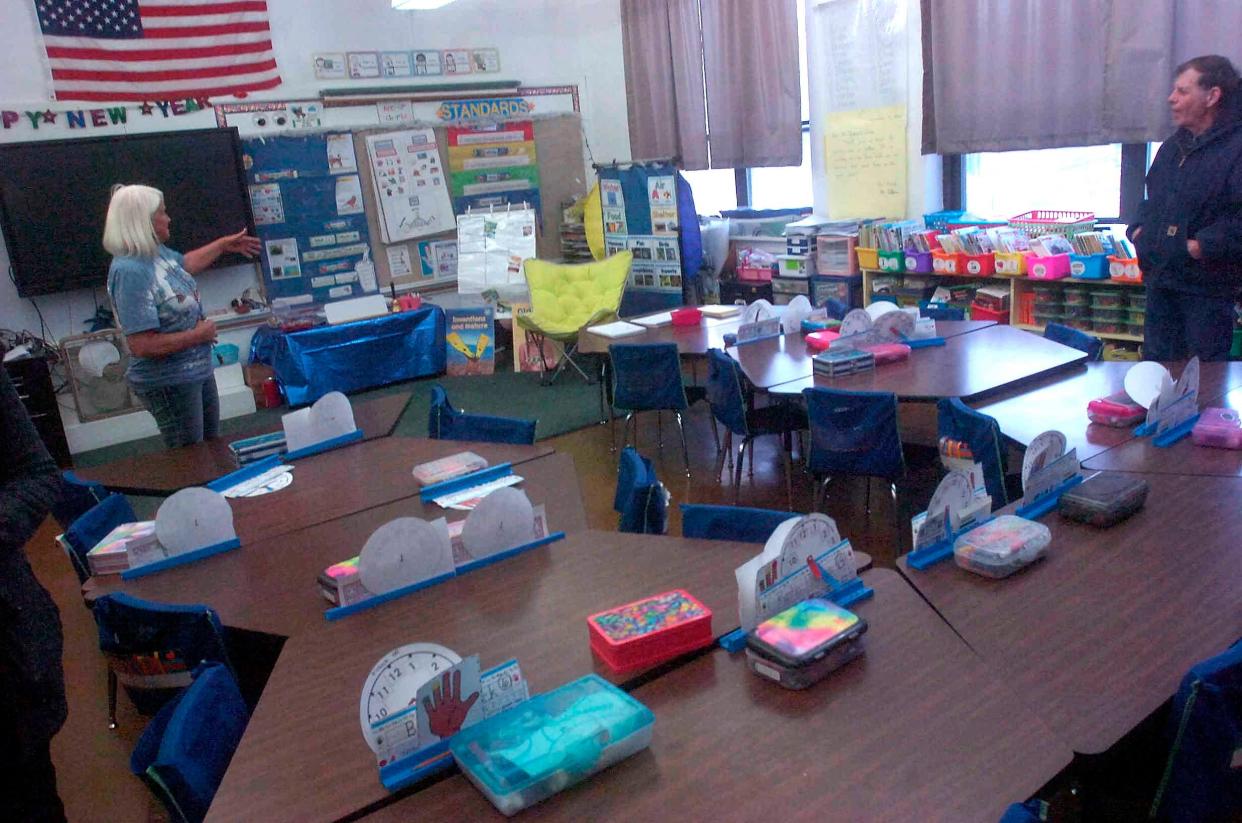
359,642,461,754
766,512,842,578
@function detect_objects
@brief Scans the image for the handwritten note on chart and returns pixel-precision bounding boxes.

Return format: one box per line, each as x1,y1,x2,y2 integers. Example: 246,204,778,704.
824,105,906,219
813,0,907,112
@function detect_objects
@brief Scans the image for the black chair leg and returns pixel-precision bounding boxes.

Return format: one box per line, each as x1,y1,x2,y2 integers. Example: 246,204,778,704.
107,668,118,730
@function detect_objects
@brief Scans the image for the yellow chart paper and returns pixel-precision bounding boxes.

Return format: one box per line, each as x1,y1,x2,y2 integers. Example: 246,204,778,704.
824,105,907,219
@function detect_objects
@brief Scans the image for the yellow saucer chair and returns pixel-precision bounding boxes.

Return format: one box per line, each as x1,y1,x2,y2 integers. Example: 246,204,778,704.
517,251,632,385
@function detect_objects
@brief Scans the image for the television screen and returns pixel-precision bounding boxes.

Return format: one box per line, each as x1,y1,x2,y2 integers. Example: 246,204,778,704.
0,128,255,298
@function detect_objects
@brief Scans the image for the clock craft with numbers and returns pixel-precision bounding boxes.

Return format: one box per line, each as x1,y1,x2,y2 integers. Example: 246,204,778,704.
359,642,461,755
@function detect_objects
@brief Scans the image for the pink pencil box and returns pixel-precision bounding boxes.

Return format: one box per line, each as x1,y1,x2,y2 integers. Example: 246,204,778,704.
860,343,911,364
1191,407,1242,449
1087,392,1146,427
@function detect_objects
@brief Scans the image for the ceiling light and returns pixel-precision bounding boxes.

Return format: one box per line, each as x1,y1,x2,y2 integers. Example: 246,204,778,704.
392,0,458,9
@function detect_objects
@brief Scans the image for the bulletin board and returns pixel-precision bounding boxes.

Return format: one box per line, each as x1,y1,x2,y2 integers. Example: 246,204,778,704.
241,133,378,304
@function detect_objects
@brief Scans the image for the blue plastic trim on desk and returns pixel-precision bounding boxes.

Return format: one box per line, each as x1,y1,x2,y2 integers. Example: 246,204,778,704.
1153,414,1199,447
1014,474,1084,520
904,336,946,349
905,516,994,571
283,428,363,460
121,538,241,580
324,532,567,621
419,463,514,503
205,455,285,493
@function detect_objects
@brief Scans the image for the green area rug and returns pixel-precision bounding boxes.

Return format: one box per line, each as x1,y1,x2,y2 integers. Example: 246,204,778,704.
72,358,603,470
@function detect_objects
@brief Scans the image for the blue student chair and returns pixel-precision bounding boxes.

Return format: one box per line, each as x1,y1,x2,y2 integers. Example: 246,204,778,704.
427,384,537,445
1044,321,1104,361
1148,636,1242,823
60,492,137,586
802,387,906,515
609,343,707,476
92,592,232,730
822,297,850,320
52,469,106,529
706,348,807,507
614,446,668,535
680,503,796,543
920,302,966,321
131,662,249,823
937,397,1009,506
997,800,1050,822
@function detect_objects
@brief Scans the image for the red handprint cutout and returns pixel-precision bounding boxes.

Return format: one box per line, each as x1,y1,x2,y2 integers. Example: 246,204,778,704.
422,669,480,739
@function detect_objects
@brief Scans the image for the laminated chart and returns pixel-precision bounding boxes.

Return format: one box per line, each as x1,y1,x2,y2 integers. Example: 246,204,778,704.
365,128,455,243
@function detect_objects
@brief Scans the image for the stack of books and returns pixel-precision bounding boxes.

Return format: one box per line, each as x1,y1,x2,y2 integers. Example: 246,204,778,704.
812,348,876,377
86,521,158,576
559,216,593,263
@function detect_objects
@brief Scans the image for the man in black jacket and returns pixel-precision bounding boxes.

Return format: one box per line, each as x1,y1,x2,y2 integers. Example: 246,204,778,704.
0,368,67,821
1130,55,1242,361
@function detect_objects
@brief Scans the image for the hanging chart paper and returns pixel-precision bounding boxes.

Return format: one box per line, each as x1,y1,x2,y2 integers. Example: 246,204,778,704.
824,106,907,219
366,128,455,243
456,208,536,293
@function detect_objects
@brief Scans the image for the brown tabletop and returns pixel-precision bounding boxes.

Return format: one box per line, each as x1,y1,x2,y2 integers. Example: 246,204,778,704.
73,391,413,496
578,313,746,356
226,436,553,545
365,570,1071,823
977,360,1242,463
1083,386,1242,476
764,324,1087,399
898,472,1242,755
205,529,759,823
85,452,587,636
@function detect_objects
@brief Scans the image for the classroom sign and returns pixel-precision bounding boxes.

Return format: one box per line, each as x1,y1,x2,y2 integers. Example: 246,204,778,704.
446,121,541,218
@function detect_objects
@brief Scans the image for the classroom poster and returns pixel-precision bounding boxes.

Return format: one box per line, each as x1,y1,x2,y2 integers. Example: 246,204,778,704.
824,105,906,219
365,128,455,243
446,121,541,217
599,163,683,295
456,208,536,293
445,307,495,376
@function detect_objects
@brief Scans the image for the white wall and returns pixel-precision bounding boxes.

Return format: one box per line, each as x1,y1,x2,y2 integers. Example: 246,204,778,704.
0,0,629,346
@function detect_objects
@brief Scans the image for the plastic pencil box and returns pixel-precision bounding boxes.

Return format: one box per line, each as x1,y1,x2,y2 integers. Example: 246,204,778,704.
1059,473,1149,527
1088,392,1146,427
744,598,868,690
586,589,713,674
953,515,1050,579
1191,407,1242,449
859,342,911,364
450,674,654,816
804,330,841,351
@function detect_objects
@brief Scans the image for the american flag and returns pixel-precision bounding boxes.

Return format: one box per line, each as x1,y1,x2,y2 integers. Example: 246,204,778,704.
34,0,281,102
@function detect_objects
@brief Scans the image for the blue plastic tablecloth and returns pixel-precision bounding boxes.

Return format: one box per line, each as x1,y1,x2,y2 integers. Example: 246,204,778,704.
273,307,445,405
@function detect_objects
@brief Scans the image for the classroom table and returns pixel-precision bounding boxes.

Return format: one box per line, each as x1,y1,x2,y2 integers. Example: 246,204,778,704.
72,391,413,496
976,360,1242,462
364,570,1072,823
225,436,553,545
204,529,761,823
897,471,1242,755
577,312,747,357
1083,385,1242,476
84,452,587,637
761,324,1086,399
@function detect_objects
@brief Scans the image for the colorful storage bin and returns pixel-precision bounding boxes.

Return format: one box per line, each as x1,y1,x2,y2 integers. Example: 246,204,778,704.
1069,253,1110,280
931,250,965,275
1027,253,1071,280
994,252,1028,276
876,250,905,273
1108,256,1142,283
904,250,934,273
856,246,879,270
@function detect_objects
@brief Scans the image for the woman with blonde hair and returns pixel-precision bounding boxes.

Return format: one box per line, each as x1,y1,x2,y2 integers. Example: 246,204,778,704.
104,184,259,447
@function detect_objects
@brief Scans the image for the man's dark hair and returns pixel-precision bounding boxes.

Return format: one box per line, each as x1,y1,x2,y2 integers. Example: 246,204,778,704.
1176,54,1241,101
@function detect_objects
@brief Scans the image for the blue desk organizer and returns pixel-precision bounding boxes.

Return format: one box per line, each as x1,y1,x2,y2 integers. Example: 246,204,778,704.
1134,414,1200,447
419,463,514,504
905,515,994,571
377,659,519,793
1014,474,1084,520
121,537,242,581
903,335,946,349
719,565,874,653
324,532,566,621
205,454,285,493
283,428,364,460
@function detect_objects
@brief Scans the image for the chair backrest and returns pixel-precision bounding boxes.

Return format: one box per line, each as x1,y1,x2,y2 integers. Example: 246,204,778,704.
92,593,231,706
610,342,688,412
1150,636,1242,823
937,397,1009,505
131,662,249,823
522,251,632,334
680,503,797,543
52,469,105,529
921,302,965,321
802,387,905,481
822,297,849,320
427,384,537,445
997,800,1050,822
63,492,137,585
1043,322,1103,361
705,348,748,436
615,447,668,534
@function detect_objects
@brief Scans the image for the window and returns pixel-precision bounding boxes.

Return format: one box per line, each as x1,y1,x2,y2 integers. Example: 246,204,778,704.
964,144,1124,222
748,131,813,210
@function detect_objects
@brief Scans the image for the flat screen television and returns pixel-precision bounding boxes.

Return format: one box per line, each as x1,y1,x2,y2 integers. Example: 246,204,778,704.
0,127,255,298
